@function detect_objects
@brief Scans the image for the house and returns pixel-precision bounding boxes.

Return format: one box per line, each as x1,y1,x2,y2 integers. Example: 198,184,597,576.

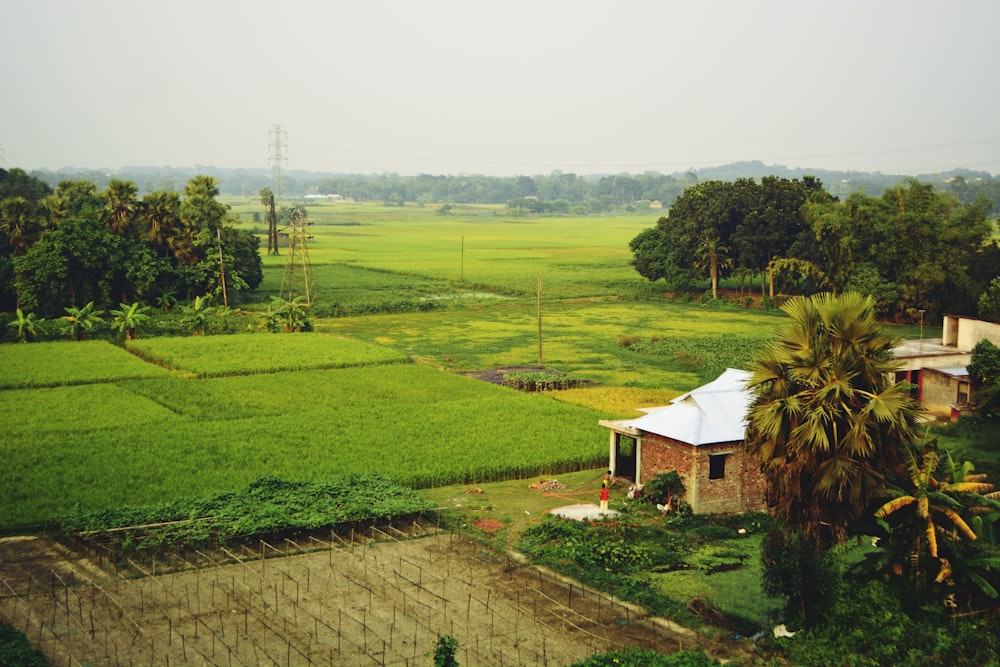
599,368,766,515
894,315,1000,421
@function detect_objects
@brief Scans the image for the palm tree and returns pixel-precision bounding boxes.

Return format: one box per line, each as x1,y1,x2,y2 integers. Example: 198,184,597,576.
39,193,67,229
102,179,139,236
744,292,924,547
8,308,45,342
1,196,40,256
109,302,151,340
60,301,102,341
139,190,181,251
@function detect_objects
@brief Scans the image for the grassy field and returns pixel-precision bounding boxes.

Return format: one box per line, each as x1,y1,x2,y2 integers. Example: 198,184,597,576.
230,200,663,308
0,339,611,527
4,200,988,639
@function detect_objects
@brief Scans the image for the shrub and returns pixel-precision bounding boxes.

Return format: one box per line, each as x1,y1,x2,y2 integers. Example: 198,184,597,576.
641,471,685,506
566,647,720,667
0,622,47,667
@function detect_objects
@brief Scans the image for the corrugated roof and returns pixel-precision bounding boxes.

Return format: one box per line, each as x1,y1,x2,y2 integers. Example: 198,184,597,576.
604,368,753,446
927,365,968,377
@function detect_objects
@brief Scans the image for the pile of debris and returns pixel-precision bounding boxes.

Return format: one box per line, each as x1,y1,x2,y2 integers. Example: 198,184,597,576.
528,479,568,491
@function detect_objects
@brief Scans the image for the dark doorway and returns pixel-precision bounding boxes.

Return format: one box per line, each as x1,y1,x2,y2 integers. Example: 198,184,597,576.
615,433,637,480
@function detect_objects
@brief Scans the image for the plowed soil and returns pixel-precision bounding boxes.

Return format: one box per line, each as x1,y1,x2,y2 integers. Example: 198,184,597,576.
0,529,733,666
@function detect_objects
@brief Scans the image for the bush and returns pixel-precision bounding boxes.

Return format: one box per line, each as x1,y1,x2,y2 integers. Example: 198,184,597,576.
566,647,720,667
775,579,1000,667
0,622,47,667
641,471,685,506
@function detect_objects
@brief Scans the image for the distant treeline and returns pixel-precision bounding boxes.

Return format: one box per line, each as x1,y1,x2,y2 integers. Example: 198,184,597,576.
20,162,1000,215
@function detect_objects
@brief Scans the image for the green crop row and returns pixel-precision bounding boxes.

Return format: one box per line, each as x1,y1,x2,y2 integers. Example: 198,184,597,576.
125,332,410,377
60,475,432,555
627,334,775,383
0,363,607,528
0,340,174,389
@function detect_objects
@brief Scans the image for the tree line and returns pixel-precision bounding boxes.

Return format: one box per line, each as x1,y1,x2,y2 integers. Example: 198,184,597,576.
25,163,1000,216
0,168,263,317
630,176,1000,322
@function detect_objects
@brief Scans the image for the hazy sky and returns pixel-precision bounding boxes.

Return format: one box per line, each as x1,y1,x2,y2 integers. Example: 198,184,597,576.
2,0,999,177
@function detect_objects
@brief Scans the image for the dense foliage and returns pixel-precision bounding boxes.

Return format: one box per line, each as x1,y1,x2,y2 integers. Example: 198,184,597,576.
771,579,1000,667
0,622,48,667
0,172,262,315
630,177,999,320
744,292,923,548
517,512,774,630
59,475,432,555
969,338,1000,416
501,370,582,391
565,647,720,667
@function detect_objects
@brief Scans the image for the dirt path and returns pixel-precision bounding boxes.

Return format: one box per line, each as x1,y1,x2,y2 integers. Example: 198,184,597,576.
0,529,727,666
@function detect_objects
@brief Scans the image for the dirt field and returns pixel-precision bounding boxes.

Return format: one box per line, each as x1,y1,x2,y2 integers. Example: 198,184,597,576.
0,526,718,666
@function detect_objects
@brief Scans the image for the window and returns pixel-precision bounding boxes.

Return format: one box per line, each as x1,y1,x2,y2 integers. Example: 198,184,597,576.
709,453,728,480
958,382,969,404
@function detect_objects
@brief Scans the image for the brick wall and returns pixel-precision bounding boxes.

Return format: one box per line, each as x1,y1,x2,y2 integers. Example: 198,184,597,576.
640,433,765,514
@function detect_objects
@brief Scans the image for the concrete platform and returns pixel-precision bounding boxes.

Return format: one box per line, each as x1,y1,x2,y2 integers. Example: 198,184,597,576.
549,504,621,521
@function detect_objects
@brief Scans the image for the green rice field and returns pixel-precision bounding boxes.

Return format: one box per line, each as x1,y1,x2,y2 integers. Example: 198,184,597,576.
0,340,607,527
1,201,933,529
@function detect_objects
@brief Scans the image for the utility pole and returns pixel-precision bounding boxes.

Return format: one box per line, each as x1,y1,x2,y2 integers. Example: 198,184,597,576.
268,124,287,205
265,191,279,256
918,309,925,353
537,277,543,369
217,228,228,307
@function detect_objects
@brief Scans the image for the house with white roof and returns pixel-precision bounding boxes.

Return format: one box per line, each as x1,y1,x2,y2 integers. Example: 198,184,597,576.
599,368,766,515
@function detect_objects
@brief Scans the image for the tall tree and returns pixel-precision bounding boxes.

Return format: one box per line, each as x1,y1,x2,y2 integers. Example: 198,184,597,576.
744,292,924,548
102,179,139,236
0,196,41,256
139,190,180,252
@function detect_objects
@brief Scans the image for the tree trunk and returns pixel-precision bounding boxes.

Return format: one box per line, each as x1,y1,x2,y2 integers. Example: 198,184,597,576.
710,255,719,300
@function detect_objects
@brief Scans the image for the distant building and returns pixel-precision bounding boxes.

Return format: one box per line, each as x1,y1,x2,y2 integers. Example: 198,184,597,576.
600,369,766,515
894,315,1000,421
303,194,344,202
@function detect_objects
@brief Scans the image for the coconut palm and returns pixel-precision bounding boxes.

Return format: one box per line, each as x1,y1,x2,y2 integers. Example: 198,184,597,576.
744,292,924,547
109,301,151,340
60,301,102,341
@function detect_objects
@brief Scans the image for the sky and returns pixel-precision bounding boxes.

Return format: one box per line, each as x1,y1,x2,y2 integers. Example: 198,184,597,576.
2,0,999,177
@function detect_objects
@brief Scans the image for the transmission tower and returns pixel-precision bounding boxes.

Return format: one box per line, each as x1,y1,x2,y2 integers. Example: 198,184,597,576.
268,124,287,204
279,207,316,305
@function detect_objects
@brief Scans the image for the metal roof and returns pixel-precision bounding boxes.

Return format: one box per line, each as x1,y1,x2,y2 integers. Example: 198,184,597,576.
926,365,969,378
603,368,753,446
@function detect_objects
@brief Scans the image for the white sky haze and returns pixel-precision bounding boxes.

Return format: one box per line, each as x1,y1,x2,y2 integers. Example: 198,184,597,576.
2,0,999,176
